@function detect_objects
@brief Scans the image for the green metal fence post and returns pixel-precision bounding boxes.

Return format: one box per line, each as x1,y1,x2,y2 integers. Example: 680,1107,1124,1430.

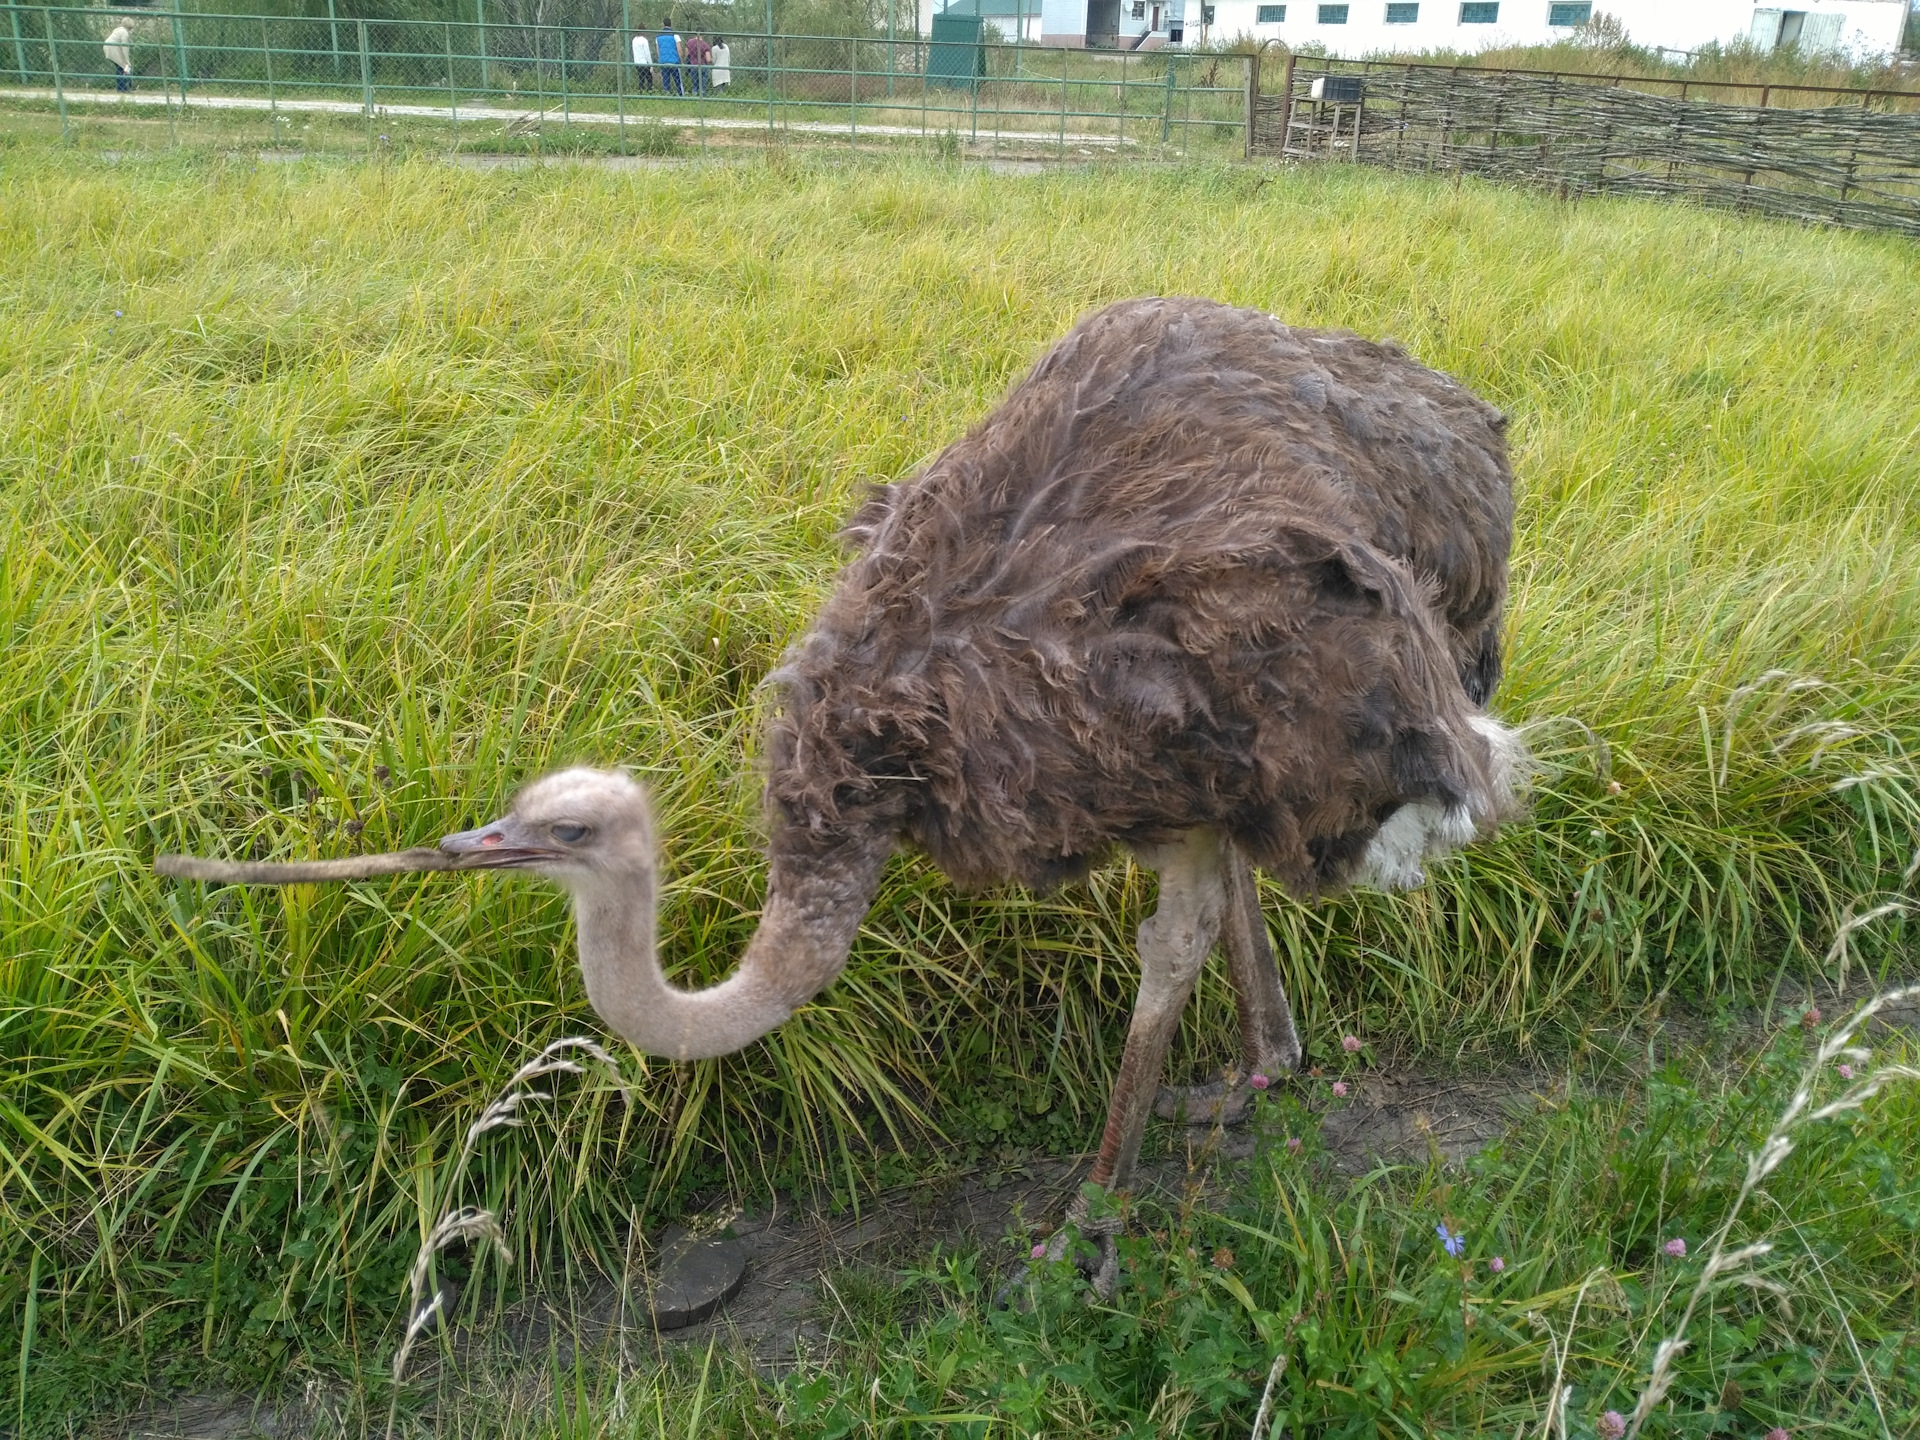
157,6,179,145
617,0,629,155
992,50,1001,158
763,0,777,137
327,0,340,79
1059,49,1067,159
474,0,488,93
171,8,189,96
1181,52,1192,156
1160,56,1174,144
558,24,569,129
262,17,276,137
969,55,979,141
446,21,458,152
357,17,373,151
9,4,27,85
886,0,894,96
851,36,858,150
42,7,69,144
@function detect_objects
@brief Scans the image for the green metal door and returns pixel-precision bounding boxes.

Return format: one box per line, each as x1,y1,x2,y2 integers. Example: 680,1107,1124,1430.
926,12,983,86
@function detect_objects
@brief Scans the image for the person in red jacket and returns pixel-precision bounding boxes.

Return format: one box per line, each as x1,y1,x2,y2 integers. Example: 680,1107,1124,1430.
683,32,712,96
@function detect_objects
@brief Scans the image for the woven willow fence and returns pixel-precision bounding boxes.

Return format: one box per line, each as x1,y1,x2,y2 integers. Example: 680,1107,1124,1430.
1249,59,1920,238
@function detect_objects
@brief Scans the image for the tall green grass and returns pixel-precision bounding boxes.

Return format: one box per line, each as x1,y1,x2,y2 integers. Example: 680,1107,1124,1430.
2,145,1918,1421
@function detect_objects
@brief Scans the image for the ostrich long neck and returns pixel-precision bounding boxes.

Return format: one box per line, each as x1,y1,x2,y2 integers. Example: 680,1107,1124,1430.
571,824,893,1063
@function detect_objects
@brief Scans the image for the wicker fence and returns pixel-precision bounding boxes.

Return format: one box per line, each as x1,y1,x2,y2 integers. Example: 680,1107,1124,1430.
1249,57,1920,239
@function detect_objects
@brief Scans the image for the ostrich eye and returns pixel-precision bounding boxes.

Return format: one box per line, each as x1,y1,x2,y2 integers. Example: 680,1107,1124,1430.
550,822,591,844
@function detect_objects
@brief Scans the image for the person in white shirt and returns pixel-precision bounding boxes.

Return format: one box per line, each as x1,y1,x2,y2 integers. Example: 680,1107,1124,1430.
630,29,654,91
104,23,133,92
710,37,731,91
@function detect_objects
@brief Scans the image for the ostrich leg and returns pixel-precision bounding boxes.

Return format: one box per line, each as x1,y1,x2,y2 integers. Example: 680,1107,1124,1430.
1153,840,1304,1126
1047,829,1226,1299
1220,840,1304,1076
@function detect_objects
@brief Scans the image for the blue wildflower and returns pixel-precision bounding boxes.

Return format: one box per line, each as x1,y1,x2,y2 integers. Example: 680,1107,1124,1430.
1436,1223,1464,1258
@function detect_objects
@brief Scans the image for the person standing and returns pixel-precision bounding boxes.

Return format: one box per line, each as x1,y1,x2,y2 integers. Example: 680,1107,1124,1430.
103,21,133,92
710,36,731,92
630,27,654,91
655,20,681,97
683,31,711,97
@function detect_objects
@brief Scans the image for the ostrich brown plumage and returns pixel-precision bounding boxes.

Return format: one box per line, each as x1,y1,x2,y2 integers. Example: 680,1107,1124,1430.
445,295,1528,1290
161,296,1527,1298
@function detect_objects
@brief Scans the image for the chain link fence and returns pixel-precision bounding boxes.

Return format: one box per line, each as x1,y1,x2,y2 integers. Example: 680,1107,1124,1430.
2,4,1253,158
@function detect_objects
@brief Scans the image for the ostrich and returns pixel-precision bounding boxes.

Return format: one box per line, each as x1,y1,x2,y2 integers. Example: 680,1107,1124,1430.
161,297,1526,1297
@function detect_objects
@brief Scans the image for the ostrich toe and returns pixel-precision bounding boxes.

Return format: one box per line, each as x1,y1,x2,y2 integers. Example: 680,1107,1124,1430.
1152,1071,1257,1126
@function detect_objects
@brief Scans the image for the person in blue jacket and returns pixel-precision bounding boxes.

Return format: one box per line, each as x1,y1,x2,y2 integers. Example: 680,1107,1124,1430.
656,20,682,96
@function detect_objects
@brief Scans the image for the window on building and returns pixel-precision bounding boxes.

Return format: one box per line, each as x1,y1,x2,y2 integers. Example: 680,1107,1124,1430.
1546,1,1589,22
1131,1,1145,15
1319,3,1349,21
1257,3,1286,18
1385,2,1418,20
1458,1,1497,19
1753,10,1842,52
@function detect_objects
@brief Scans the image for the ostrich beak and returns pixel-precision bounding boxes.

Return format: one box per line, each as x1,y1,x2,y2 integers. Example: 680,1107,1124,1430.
439,815,561,869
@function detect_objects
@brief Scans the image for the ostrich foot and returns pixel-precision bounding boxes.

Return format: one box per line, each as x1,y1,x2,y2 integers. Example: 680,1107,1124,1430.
1037,1208,1121,1301
997,1192,1124,1307
1153,1069,1257,1126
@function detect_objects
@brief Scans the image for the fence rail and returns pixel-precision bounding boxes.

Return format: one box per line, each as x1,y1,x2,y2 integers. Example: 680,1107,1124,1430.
1251,53,1920,238
0,3,1250,157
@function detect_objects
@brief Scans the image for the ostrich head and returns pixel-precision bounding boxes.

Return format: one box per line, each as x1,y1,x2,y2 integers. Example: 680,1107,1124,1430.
439,767,656,892
435,766,890,1063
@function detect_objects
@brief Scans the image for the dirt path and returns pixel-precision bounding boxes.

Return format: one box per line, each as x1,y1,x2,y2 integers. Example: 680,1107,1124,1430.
2,88,1132,149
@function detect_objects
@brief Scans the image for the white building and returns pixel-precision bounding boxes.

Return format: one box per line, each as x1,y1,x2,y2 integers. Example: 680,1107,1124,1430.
986,0,1912,56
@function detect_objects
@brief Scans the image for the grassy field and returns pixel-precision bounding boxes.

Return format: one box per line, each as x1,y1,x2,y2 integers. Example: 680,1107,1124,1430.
2,139,1918,1434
